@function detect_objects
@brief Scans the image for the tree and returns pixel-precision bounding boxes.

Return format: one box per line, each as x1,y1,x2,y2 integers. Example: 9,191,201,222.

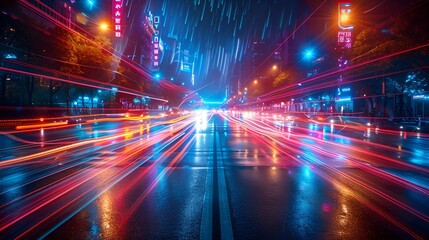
51,28,118,113
351,0,429,118
386,72,427,118
53,29,115,80
273,70,296,88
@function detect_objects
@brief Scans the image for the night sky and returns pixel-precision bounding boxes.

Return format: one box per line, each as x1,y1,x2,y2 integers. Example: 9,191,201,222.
145,0,313,89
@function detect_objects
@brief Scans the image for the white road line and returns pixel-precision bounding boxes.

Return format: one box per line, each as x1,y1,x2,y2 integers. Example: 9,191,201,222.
216,133,234,240
200,132,214,240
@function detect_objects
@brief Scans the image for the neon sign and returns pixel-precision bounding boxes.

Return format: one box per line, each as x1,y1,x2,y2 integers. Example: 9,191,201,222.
338,31,352,49
153,16,160,69
112,0,122,37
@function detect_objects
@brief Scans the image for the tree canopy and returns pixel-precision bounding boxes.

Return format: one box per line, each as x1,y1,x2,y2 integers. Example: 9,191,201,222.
352,1,429,94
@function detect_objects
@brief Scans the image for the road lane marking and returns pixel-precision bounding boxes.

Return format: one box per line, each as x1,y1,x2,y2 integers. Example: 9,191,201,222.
200,130,214,240
216,132,234,240
200,117,234,240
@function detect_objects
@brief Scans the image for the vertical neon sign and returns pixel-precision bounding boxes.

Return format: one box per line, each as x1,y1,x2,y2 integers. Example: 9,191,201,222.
113,0,122,38
153,16,160,69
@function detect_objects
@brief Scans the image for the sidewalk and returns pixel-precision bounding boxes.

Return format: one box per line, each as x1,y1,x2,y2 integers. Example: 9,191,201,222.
0,117,70,130
0,110,161,130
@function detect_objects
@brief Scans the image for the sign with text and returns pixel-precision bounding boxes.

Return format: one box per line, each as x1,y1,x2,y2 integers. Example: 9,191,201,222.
337,31,352,49
153,15,160,69
181,62,192,72
112,0,123,38
180,50,191,72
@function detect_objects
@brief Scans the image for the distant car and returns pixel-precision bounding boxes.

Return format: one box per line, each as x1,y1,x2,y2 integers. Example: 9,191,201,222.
374,120,420,132
166,108,180,115
325,116,346,125
312,115,345,125
284,112,311,126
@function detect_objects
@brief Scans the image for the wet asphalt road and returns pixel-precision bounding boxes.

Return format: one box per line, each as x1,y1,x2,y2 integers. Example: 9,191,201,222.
1,112,428,239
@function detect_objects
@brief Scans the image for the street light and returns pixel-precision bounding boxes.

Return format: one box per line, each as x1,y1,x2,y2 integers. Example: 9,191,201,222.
304,49,314,60
272,65,278,71
99,22,108,32
340,13,350,23
338,2,353,30
254,79,258,84
87,0,95,10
